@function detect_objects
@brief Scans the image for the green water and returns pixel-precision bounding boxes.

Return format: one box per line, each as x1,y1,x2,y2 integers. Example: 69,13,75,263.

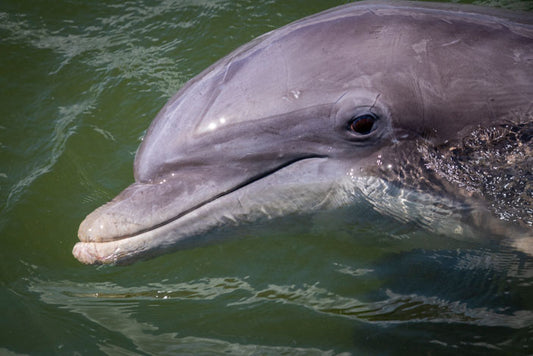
1,0,532,354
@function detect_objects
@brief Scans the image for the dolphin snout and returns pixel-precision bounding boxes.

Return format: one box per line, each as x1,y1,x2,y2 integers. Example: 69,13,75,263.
78,183,157,242
75,179,203,264
77,165,251,244
78,179,193,243
78,203,135,243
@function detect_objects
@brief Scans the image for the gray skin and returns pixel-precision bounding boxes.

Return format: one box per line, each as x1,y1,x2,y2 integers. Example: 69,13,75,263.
73,1,533,265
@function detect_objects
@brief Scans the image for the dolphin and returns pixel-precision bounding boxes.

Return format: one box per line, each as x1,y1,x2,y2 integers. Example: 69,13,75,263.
73,1,533,265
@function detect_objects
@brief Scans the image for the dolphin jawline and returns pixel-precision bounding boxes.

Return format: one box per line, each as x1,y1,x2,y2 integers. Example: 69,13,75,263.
74,155,327,264
129,154,328,239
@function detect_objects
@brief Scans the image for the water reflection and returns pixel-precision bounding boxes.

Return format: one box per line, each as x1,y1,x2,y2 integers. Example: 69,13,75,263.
28,246,533,353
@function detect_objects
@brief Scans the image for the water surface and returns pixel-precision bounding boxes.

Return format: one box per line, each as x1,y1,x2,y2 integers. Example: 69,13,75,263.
1,0,532,354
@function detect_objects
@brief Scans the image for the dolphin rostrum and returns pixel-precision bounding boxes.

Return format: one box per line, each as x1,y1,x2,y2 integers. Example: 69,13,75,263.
73,1,533,264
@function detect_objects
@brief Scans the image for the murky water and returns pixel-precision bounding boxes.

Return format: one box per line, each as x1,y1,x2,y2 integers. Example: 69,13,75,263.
1,0,532,354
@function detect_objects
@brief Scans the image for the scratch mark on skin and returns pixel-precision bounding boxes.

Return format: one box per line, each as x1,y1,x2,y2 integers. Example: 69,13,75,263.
441,39,461,47
334,91,349,105
369,93,382,112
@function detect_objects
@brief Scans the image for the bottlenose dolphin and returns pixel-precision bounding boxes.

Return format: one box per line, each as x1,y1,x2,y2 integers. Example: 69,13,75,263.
73,1,533,264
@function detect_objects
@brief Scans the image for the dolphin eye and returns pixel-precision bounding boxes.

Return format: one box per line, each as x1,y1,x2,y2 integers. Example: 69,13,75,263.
349,114,377,135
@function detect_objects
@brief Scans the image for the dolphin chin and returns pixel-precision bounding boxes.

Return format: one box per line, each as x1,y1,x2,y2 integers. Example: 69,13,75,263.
74,1,533,264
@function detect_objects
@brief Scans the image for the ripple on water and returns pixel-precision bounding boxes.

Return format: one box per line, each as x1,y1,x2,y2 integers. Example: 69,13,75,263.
3,100,91,215
0,2,208,215
30,271,533,330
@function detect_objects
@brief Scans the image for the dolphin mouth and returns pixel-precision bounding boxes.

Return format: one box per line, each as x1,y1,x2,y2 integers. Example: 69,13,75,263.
74,155,326,264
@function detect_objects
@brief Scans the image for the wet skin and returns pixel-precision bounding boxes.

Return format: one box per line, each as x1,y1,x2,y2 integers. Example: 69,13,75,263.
74,1,533,264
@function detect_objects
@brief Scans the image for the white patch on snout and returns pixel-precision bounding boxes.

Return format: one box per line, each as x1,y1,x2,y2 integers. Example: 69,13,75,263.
411,39,429,63
511,49,529,63
282,89,302,102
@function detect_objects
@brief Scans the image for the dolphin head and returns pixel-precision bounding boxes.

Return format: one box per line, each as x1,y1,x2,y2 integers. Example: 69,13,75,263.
74,2,533,264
